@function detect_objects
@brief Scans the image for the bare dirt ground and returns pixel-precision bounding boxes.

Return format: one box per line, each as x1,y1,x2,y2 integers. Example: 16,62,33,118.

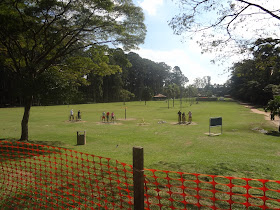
64,120,87,123
170,122,198,125
96,122,122,125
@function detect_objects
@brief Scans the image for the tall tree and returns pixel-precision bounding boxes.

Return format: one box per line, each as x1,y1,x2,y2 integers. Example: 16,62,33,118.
165,83,179,108
229,38,280,104
168,66,189,88
119,89,135,105
126,52,172,99
142,86,153,105
169,0,280,58
0,0,146,140
82,45,124,103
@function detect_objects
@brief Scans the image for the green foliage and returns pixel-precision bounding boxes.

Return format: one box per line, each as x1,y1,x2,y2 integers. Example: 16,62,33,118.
141,86,153,103
196,97,218,101
265,96,280,131
125,52,173,100
185,85,198,98
85,46,122,76
0,0,146,140
229,38,280,105
266,96,280,118
167,66,188,87
119,89,134,103
164,84,179,98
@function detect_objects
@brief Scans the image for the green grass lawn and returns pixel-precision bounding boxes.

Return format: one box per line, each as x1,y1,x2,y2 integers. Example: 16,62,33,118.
1,100,280,181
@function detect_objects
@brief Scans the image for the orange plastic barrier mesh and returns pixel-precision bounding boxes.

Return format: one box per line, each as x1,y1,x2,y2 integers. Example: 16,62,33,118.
144,169,280,209
0,141,133,209
1,141,280,209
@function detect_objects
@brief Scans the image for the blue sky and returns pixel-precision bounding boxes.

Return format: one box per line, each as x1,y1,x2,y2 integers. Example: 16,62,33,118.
132,0,231,85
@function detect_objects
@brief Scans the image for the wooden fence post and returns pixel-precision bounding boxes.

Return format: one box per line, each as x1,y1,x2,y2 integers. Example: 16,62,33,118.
133,146,144,210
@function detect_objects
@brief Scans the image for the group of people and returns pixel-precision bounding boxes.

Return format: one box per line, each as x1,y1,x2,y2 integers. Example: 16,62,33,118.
69,109,191,124
70,109,81,121
102,111,115,122
177,110,192,124
69,109,116,122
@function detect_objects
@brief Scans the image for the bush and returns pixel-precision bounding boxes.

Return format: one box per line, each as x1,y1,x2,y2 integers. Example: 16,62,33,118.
196,97,218,101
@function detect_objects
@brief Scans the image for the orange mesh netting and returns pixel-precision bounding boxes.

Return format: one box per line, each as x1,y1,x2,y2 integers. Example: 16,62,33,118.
1,141,280,209
144,169,280,209
0,141,133,209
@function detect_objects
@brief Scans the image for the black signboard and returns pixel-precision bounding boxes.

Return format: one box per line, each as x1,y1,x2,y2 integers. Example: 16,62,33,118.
209,117,222,135
210,117,222,127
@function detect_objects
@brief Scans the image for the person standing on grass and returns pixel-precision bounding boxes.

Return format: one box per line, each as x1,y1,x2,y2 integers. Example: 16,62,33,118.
111,112,115,122
77,110,81,120
178,110,182,123
106,111,110,122
70,109,74,121
188,111,192,123
182,112,186,124
102,112,106,122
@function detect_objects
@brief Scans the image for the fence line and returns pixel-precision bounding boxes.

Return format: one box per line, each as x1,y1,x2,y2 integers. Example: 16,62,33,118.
0,141,134,209
1,141,280,209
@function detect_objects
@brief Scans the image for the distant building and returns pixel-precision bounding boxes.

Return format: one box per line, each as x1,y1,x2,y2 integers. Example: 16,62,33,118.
153,94,167,100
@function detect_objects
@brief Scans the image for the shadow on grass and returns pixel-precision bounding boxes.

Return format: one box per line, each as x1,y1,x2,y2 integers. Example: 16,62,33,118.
0,139,64,160
265,131,280,137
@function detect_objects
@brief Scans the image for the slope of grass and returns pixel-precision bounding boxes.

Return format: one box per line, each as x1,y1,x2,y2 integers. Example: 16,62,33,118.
1,100,280,180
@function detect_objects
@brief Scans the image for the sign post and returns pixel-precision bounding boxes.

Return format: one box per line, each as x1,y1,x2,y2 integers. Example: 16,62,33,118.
209,117,222,135
125,107,127,120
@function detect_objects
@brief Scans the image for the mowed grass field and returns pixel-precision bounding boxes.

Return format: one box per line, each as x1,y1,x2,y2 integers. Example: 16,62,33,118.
1,100,280,181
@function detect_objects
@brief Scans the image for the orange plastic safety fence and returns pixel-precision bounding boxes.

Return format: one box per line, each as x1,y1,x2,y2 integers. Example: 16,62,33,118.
143,169,280,210
0,141,133,209
1,141,280,210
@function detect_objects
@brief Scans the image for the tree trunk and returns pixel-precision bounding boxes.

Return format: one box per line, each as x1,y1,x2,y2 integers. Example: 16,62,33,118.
20,96,32,141
168,99,169,109
173,97,175,107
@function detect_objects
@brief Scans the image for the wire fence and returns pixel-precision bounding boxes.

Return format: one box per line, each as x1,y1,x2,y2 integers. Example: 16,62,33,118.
1,141,280,209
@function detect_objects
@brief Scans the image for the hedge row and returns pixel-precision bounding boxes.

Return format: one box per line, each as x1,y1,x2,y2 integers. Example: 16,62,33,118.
196,97,218,101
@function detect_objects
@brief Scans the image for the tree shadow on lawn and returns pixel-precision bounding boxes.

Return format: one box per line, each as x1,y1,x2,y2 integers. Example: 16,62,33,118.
0,138,64,161
265,131,280,137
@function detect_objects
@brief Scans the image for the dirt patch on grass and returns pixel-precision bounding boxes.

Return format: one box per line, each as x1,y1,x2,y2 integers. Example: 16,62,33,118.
137,123,150,126
64,120,87,123
249,108,279,127
204,132,221,136
96,122,123,125
170,122,197,125
251,127,268,134
185,141,192,146
242,103,279,127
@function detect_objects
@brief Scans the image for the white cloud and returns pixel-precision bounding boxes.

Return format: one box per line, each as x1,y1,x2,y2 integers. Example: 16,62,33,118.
138,0,163,16
133,48,229,84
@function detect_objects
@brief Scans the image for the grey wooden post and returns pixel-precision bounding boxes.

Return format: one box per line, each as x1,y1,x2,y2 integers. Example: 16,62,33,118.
133,147,144,210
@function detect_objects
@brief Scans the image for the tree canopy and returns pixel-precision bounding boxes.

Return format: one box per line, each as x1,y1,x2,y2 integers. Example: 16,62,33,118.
229,38,280,105
0,0,146,140
265,96,280,132
169,0,280,56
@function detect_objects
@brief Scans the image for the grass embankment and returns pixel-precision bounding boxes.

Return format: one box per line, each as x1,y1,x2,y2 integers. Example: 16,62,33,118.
1,100,280,180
